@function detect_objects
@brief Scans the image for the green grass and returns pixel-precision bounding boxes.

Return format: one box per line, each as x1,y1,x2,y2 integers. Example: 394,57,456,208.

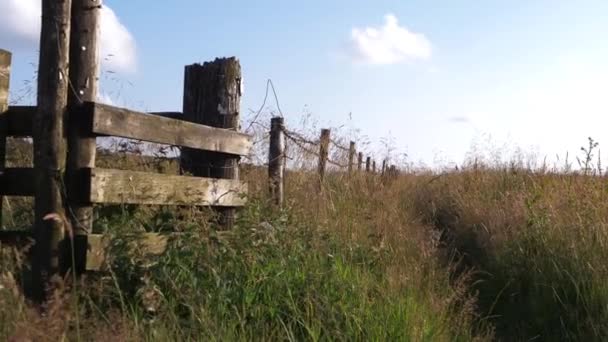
3,137,608,340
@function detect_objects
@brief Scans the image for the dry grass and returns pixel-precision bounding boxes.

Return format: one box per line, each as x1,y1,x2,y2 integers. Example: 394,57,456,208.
1,129,608,340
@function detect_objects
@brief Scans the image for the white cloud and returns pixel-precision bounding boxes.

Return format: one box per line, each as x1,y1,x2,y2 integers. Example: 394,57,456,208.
99,6,137,73
349,14,432,65
0,0,137,73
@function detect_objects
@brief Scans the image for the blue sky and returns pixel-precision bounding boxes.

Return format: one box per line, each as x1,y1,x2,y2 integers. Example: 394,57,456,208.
2,1,608,168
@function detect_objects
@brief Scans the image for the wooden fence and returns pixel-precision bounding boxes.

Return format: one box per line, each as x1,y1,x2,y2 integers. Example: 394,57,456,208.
0,1,251,301
0,1,398,301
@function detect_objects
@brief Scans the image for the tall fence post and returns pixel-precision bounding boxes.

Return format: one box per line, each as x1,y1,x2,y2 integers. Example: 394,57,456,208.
366,156,371,172
372,160,376,173
382,159,387,176
181,58,242,229
66,0,101,273
348,141,355,174
268,117,284,207
32,0,72,302
358,152,363,171
318,128,330,185
0,50,11,229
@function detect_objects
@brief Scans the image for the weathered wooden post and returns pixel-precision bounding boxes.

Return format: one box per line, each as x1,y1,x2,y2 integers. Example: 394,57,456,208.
318,129,330,185
382,159,387,175
268,117,284,207
181,58,242,229
365,156,371,172
32,0,72,301
66,0,101,273
348,141,355,174
0,50,11,228
358,152,363,171
372,160,376,173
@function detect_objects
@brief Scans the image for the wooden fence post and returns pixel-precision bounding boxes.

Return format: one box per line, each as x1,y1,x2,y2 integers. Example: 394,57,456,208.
366,156,371,172
382,159,387,175
181,58,242,229
66,0,101,273
318,129,330,185
32,0,72,302
372,160,376,173
268,117,284,207
348,141,355,174
358,152,363,171
0,50,11,229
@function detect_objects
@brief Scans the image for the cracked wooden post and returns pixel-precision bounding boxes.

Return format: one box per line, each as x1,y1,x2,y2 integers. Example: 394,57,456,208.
365,156,371,173
0,50,11,229
348,141,355,174
32,0,72,302
358,152,363,171
268,117,284,208
181,58,242,229
382,159,387,176
66,0,101,274
318,128,330,187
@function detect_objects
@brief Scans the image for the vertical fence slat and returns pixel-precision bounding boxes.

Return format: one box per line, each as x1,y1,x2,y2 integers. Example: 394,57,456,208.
0,50,11,229
366,156,371,172
181,58,242,229
32,0,72,302
382,159,387,176
372,160,376,173
318,128,330,186
66,0,101,273
348,141,355,174
268,117,284,207
358,152,363,171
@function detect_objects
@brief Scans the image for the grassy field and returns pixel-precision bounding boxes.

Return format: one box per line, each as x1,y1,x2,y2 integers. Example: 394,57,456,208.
1,136,608,341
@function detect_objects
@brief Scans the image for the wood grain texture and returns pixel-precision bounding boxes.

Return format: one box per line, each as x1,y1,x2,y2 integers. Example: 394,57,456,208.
66,0,101,237
90,102,252,156
32,0,72,302
88,168,248,207
181,59,243,229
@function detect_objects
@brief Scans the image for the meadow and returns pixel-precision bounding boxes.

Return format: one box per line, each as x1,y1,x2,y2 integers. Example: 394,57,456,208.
1,130,608,341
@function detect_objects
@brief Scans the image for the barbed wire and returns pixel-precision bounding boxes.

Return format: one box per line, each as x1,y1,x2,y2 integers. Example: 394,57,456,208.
329,138,351,152
282,130,349,168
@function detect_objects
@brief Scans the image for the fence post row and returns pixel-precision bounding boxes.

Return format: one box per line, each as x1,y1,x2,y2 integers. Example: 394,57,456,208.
317,128,330,186
180,58,242,229
0,50,11,229
31,0,73,302
268,117,285,207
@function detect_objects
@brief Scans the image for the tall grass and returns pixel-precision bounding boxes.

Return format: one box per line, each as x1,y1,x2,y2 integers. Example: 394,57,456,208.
2,126,608,340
